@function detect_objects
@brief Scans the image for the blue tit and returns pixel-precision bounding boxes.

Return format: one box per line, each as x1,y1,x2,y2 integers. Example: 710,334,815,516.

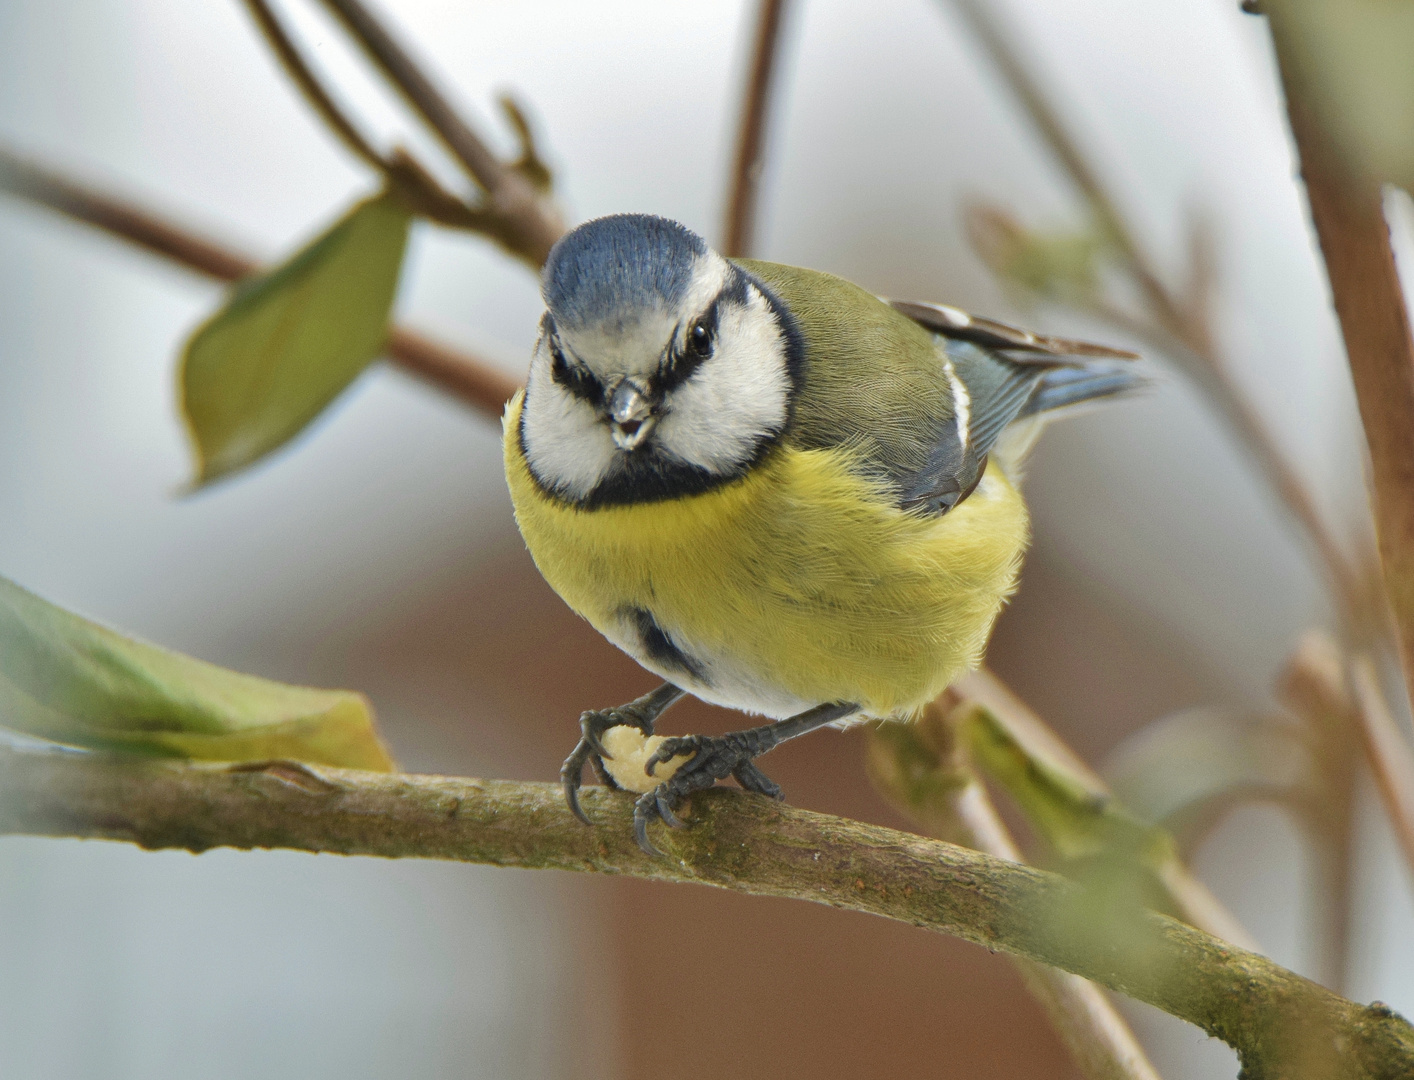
502,213,1141,854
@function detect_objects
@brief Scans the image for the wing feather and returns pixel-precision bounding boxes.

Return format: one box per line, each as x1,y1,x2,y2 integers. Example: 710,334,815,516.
888,299,1138,361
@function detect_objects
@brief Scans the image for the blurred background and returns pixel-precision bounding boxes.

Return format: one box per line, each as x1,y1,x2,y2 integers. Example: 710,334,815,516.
0,1,1410,1077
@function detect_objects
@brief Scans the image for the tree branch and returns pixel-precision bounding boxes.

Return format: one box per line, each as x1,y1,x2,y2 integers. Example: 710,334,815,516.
2,742,1410,1080
239,0,496,234
315,0,564,266
0,146,521,415
1350,657,1414,883
722,0,790,258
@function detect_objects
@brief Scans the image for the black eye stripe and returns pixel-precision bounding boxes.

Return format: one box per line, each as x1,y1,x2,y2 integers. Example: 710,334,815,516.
549,339,605,406
656,300,723,394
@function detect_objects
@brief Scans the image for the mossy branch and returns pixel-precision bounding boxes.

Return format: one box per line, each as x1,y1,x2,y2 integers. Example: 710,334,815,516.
3,742,1411,1080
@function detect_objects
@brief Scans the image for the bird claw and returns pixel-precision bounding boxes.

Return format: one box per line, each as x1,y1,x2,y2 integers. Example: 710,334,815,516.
561,701,660,825
631,732,783,857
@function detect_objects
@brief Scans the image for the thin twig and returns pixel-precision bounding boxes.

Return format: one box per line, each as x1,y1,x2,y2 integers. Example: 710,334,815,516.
942,0,1366,630
1277,632,1361,991
722,0,790,257
0,147,519,414
242,0,387,172
241,0,550,241
315,0,563,265
1350,658,1414,882
0,149,257,280
868,701,1165,1080
3,744,1412,1080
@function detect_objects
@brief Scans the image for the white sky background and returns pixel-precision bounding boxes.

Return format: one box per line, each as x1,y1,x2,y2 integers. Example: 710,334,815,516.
0,1,1410,1078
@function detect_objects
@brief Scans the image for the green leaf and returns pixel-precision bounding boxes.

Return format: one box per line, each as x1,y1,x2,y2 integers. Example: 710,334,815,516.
960,702,1183,956
1104,707,1315,852
0,574,395,771
180,192,412,485
1269,0,1414,192
959,703,1171,868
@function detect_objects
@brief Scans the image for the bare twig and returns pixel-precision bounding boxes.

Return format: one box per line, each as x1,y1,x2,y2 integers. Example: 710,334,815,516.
0,147,519,414
3,743,1412,1080
1278,632,1361,991
868,702,1165,1080
943,0,1366,629
722,0,790,257
315,0,564,265
242,0,386,172
1350,658,1414,882
0,149,257,281
241,0,552,243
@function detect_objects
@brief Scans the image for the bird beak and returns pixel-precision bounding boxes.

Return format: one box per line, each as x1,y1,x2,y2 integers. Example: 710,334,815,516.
606,378,657,451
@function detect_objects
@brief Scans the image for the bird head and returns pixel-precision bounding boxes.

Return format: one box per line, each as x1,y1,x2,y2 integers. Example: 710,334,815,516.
519,214,800,506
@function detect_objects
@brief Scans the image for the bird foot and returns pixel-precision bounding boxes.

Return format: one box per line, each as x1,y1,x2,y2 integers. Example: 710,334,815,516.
632,731,784,856
561,684,685,825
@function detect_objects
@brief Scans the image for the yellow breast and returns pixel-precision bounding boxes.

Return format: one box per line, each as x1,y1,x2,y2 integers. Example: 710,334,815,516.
502,392,1029,718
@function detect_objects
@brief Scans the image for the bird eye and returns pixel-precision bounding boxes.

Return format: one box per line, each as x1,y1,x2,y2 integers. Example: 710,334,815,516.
687,319,714,358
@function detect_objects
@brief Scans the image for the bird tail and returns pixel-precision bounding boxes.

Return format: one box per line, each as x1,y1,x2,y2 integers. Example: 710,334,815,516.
990,359,1148,482
1019,359,1148,419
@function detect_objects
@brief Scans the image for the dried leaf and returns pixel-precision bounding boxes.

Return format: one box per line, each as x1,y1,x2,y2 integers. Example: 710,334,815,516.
0,574,394,771
180,191,411,485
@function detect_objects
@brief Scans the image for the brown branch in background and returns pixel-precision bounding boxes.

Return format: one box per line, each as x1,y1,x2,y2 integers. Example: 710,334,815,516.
5,743,1413,1080
316,0,564,266
868,699,1166,1080
1278,633,1361,991
0,150,258,282
0,147,520,414
1350,658,1414,881
387,325,520,417
943,0,1366,630
722,0,790,257
239,0,562,250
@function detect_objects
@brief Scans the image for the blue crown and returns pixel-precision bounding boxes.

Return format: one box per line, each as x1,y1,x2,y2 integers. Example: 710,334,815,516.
543,214,707,329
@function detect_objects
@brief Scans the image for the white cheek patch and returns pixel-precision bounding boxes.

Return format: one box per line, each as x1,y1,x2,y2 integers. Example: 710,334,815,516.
655,285,791,472
519,337,617,499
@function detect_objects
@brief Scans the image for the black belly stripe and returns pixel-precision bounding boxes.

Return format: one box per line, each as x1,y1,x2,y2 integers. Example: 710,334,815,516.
627,607,707,682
